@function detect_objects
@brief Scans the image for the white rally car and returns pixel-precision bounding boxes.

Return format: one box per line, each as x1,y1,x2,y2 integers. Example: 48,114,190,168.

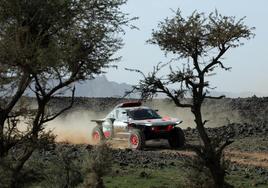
91,102,185,150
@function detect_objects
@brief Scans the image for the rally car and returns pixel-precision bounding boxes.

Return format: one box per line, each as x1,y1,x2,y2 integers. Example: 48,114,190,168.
91,102,185,150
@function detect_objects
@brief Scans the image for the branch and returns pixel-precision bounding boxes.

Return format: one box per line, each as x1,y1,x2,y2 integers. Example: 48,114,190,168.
123,87,138,98
41,86,75,124
125,68,146,78
192,53,201,74
219,62,232,71
28,84,41,102
126,64,193,108
156,81,192,108
33,75,46,97
216,140,234,158
5,73,31,114
202,46,230,74
203,120,209,126
46,61,85,97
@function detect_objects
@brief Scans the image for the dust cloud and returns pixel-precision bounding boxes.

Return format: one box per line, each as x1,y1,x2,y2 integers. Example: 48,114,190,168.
146,100,195,128
45,99,244,144
44,101,196,144
46,110,106,144
146,99,242,128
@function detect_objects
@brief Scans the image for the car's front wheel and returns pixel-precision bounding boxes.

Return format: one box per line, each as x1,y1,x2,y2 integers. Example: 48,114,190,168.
168,127,185,148
129,129,145,150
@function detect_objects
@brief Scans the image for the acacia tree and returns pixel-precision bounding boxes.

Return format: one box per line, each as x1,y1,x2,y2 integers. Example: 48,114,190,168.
132,10,254,188
0,0,131,187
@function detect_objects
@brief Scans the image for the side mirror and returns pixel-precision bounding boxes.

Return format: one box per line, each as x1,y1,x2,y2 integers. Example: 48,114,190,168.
108,118,116,124
154,109,159,112
176,120,183,125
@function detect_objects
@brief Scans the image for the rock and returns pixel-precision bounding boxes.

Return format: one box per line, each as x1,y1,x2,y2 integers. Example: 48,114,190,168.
119,162,128,167
244,174,250,179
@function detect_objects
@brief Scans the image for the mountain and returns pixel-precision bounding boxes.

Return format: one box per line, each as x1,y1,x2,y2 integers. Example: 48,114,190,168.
25,75,266,98
74,76,265,98
74,75,133,97
209,91,266,98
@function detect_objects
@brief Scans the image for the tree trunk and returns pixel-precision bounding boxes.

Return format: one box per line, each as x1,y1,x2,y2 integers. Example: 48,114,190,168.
0,73,31,158
207,156,226,188
192,104,213,152
192,105,227,188
9,148,34,188
0,113,6,158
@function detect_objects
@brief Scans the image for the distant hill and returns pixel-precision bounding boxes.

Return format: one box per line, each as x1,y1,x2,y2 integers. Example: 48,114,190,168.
25,75,266,98
209,91,266,98
74,75,133,98
74,76,266,98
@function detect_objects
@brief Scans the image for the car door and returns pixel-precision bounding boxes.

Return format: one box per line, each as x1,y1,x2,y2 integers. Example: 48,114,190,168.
113,109,129,138
102,110,115,138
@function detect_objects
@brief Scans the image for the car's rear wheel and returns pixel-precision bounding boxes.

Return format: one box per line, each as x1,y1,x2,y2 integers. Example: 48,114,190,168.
168,127,185,148
129,129,145,150
92,126,105,144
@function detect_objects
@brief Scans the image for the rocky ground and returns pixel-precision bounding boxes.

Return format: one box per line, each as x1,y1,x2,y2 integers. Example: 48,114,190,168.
55,96,268,169
27,135,268,187
19,96,268,187
185,123,268,140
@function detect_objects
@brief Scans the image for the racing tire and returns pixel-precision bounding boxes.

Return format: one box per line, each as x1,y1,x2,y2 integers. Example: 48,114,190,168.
129,129,145,150
92,126,105,144
168,127,185,148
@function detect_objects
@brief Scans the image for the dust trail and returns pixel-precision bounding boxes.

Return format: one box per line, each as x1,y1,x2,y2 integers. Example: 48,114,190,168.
45,101,195,144
45,99,244,144
146,100,195,128
46,110,106,144
146,99,243,128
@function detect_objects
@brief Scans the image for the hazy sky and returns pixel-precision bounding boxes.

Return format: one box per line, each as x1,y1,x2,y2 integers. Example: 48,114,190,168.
105,0,268,95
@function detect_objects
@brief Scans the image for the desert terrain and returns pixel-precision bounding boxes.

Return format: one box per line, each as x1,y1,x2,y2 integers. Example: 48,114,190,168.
13,96,267,187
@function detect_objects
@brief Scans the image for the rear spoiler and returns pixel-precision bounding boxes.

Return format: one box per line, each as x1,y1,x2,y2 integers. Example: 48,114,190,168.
91,119,105,123
116,101,142,108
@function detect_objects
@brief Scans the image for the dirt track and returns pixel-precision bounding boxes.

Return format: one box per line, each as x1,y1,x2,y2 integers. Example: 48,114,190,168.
225,151,268,168
176,150,268,169
108,139,268,169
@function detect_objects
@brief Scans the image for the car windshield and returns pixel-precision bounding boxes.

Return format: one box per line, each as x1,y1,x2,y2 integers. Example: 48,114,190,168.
127,108,161,120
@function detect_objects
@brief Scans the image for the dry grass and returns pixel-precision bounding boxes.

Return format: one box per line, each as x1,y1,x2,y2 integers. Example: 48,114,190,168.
225,151,268,168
